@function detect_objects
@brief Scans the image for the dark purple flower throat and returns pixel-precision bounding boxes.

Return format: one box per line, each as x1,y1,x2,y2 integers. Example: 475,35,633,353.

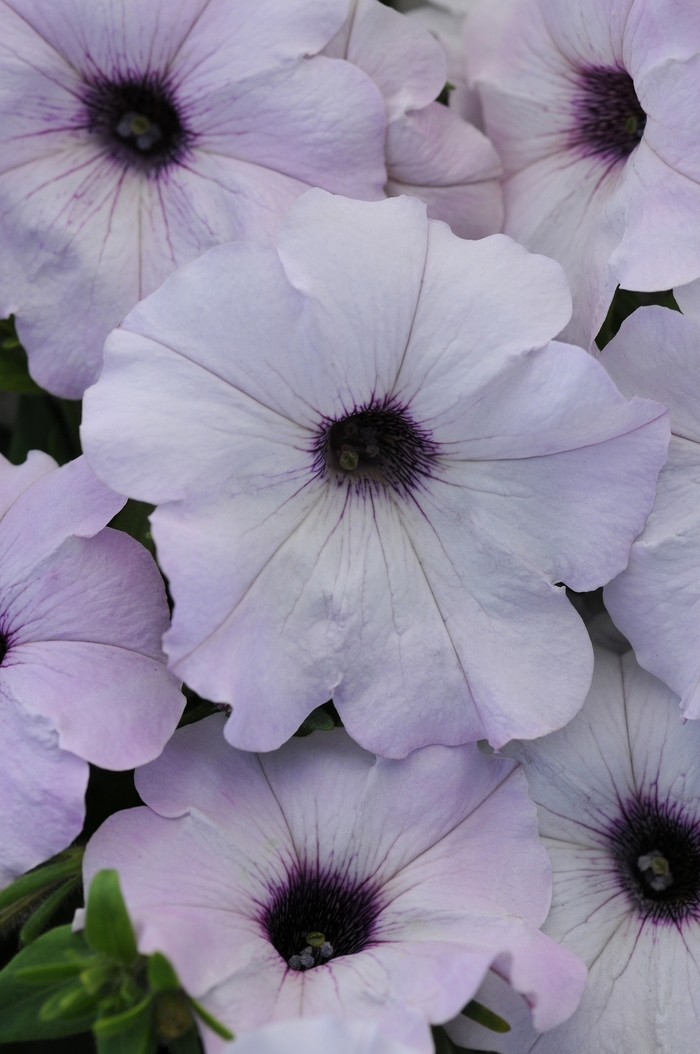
317,398,439,494
262,865,381,972
572,66,646,164
608,796,700,924
83,73,190,174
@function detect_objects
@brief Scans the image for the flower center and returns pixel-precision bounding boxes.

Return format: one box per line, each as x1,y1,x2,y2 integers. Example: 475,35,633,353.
319,400,438,493
0,632,7,665
82,74,189,173
571,66,646,163
608,797,700,923
262,866,381,972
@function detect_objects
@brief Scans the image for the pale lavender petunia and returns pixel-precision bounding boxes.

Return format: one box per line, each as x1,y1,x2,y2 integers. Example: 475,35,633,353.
0,453,184,886
600,305,700,720
222,1018,416,1054
0,0,501,398
466,0,700,349
323,0,503,238
445,648,700,1054
82,716,587,1053
82,191,669,757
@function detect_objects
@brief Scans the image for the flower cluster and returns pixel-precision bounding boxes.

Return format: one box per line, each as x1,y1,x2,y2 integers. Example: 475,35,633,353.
0,2,697,1054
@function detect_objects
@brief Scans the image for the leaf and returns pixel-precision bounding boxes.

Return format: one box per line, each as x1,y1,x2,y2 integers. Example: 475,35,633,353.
147,952,180,992
109,499,156,554
165,1028,203,1054
20,875,82,944
189,998,234,1041
0,848,83,913
0,328,43,394
461,1000,511,1033
94,995,153,1038
85,870,138,965
95,998,156,1054
0,926,97,1040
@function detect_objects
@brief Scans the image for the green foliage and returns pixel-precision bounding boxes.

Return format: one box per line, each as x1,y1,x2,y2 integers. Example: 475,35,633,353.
431,1024,499,1054
84,871,138,965
294,700,343,736
462,999,511,1033
595,287,679,350
0,317,43,394
0,926,96,1040
0,847,84,941
0,869,233,1052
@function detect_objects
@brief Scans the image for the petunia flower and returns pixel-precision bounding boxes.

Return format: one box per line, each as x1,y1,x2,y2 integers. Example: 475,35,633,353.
465,0,700,349
82,716,587,1053
323,0,504,238
600,305,700,720
0,452,184,886
222,1018,415,1054
82,191,669,757
0,0,500,399
444,647,700,1053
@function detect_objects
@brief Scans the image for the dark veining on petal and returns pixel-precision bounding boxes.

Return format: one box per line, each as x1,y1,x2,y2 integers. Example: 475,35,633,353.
313,396,440,496
81,72,191,175
0,631,8,665
571,66,646,164
261,862,382,970
607,795,700,925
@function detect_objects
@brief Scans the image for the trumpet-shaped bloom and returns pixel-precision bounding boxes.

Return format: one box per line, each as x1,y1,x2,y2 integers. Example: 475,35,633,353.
323,0,503,238
0,453,184,886
82,716,586,1053
601,306,700,719
466,0,700,348
223,1019,415,1054
82,191,669,757
445,648,700,1054
0,0,500,398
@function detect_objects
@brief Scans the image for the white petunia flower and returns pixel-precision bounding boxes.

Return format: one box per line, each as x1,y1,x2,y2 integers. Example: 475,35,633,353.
82,191,669,757
445,647,700,1054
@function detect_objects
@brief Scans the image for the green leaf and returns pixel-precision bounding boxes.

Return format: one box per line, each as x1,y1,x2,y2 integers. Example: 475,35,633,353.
94,995,153,1038
85,870,138,965
153,989,195,1040
95,998,156,1054
0,848,83,914
40,981,101,1022
461,1000,511,1033
430,1028,498,1054
189,998,234,1041
294,705,336,736
0,327,43,394
15,961,84,985
0,925,97,1040
147,952,180,992
109,499,156,554
20,875,82,944
165,1028,202,1054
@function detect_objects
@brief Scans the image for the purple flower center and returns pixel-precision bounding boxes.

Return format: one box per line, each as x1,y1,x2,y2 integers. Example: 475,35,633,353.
82,73,190,174
317,398,439,494
262,865,381,971
0,632,7,665
571,66,646,164
607,796,700,924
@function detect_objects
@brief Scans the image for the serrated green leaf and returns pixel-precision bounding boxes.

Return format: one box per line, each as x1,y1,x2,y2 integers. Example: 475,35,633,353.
461,1000,511,1033
0,925,96,1040
85,870,138,965
189,998,234,1041
147,951,180,992
20,875,82,944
